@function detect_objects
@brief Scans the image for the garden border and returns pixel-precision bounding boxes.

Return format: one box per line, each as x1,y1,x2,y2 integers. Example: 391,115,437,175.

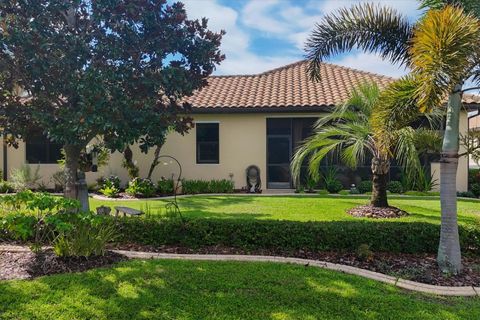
90,193,480,201
1,245,478,297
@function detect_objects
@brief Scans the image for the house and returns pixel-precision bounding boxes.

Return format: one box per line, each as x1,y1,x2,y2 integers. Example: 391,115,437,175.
469,112,480,168
1,61,478,191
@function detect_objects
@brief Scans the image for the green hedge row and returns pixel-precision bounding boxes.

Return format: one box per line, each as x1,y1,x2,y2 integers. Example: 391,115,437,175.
116,218,480,254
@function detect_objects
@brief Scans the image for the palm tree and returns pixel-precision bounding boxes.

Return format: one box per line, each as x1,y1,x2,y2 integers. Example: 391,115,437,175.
304,0,480,273
291,82,440,209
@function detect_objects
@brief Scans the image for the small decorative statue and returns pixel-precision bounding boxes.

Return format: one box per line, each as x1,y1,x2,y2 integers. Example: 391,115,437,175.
246,165,261,193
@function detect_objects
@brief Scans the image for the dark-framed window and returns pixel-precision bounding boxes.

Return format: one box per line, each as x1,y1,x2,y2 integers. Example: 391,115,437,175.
196,122,219,164
26,133,63,164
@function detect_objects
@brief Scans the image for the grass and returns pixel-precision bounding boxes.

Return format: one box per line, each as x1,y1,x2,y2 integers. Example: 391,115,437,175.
0,259,479,320
90,195,480,225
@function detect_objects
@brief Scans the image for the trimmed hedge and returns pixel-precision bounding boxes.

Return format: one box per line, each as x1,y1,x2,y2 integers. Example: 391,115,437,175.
116,218,480,254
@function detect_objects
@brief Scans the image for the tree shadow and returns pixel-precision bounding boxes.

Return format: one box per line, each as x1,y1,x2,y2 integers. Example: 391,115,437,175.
0,259,478,319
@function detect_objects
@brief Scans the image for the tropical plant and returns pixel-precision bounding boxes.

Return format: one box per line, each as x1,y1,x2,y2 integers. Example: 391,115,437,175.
303,0,480,273
322,167,343,194
126,178,156,198
98,176,121,198
9,165,42,192
52,213,117,258
292,82,438,207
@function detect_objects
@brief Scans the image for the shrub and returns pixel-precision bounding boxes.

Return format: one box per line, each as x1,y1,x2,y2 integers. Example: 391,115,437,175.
357,181,372,194
457,191,476,198
0,180,14,193
115,218,480,255
338,190,350,195
404,191,440,197
325,180,343,194
10,165,41,191
471,183,480,198
51,171,66,192
126,178,156,198
322,167,343,194
181,179,208,194
468,169,480,184
317,189,329,195
53,213,117,257
414,167,438,192
356,244,373,262
208,179,234,193
99,175,121,198
182,179,234,194
387,180,403,194
157,179,175,195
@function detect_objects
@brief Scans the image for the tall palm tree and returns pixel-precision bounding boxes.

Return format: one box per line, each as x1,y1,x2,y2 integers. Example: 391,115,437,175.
291,82,440,209
304,0,480,273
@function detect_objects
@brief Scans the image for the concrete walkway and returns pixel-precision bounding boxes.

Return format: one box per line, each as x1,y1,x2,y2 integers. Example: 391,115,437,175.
1,245,478,297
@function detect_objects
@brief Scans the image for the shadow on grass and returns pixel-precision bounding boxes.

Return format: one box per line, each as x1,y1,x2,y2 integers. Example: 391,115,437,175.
0,259,478,320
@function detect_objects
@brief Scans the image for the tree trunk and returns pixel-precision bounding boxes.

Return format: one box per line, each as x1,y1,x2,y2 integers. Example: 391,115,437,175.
64,144,89,211
147,144,163,180
370,157,389,207
438,87,462,274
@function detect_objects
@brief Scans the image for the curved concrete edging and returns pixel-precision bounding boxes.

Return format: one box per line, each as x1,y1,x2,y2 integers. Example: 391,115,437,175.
90,193,480,202
111,249,480,297
1,245,478,297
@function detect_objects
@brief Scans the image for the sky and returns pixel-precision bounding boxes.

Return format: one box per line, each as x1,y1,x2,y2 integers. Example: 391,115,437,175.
182,0,422,77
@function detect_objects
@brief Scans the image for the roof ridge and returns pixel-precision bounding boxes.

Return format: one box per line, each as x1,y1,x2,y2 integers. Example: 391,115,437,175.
208,60,306,79
322,62,397,80
210,60,399,80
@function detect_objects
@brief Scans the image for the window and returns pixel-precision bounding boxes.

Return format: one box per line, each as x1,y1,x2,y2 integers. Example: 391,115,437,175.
26,133,63,164
196,122,219,164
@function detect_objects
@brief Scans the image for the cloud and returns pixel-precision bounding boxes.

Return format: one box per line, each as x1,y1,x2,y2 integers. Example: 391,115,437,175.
182,0,421,77
318,0,421,19
332,52,409,78
182,0,298,75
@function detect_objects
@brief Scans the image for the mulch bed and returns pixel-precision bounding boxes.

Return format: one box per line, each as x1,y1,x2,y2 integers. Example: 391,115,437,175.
347,205,409,218
112,243,480,287
0,250,127,281
2,243,479,287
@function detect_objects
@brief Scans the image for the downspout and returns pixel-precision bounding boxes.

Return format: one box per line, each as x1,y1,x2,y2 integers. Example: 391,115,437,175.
2,135,7,180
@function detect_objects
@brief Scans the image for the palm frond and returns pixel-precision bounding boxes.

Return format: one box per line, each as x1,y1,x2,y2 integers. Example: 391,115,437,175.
409,5,480,111
394,127,423,178
306,3,412,80
420,0,480,17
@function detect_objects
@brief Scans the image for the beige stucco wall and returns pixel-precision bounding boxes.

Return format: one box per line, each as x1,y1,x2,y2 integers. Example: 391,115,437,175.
3,113,317,190
431,109,469,192
2,110,472,192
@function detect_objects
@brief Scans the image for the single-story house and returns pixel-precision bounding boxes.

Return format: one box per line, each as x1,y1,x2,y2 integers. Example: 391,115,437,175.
469,112,480,168
1,61,479,191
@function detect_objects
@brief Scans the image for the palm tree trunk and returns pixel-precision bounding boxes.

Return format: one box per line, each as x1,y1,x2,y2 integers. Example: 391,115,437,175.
370,157,389,207
438,87,462,274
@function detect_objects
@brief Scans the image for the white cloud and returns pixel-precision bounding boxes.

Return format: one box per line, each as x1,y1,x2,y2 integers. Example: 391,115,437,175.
318,0,421,19
183,0,298,75
332,52,409,78
182,0,420,77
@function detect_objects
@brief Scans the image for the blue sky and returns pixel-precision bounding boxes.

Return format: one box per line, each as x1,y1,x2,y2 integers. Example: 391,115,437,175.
182,0,422,77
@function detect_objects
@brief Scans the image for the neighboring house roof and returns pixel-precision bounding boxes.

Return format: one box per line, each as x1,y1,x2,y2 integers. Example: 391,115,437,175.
188,60,480,113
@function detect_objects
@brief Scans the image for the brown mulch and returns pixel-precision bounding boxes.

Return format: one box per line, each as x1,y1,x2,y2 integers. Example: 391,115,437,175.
111,243,480,287
347,205,409,219
0,250,127,281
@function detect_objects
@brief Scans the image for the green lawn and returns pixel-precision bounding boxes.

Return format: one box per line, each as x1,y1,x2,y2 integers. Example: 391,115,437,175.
0,259,479,320
90,195,480,225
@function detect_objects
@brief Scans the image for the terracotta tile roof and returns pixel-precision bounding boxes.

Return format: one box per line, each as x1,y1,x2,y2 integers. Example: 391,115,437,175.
187,60,480,112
